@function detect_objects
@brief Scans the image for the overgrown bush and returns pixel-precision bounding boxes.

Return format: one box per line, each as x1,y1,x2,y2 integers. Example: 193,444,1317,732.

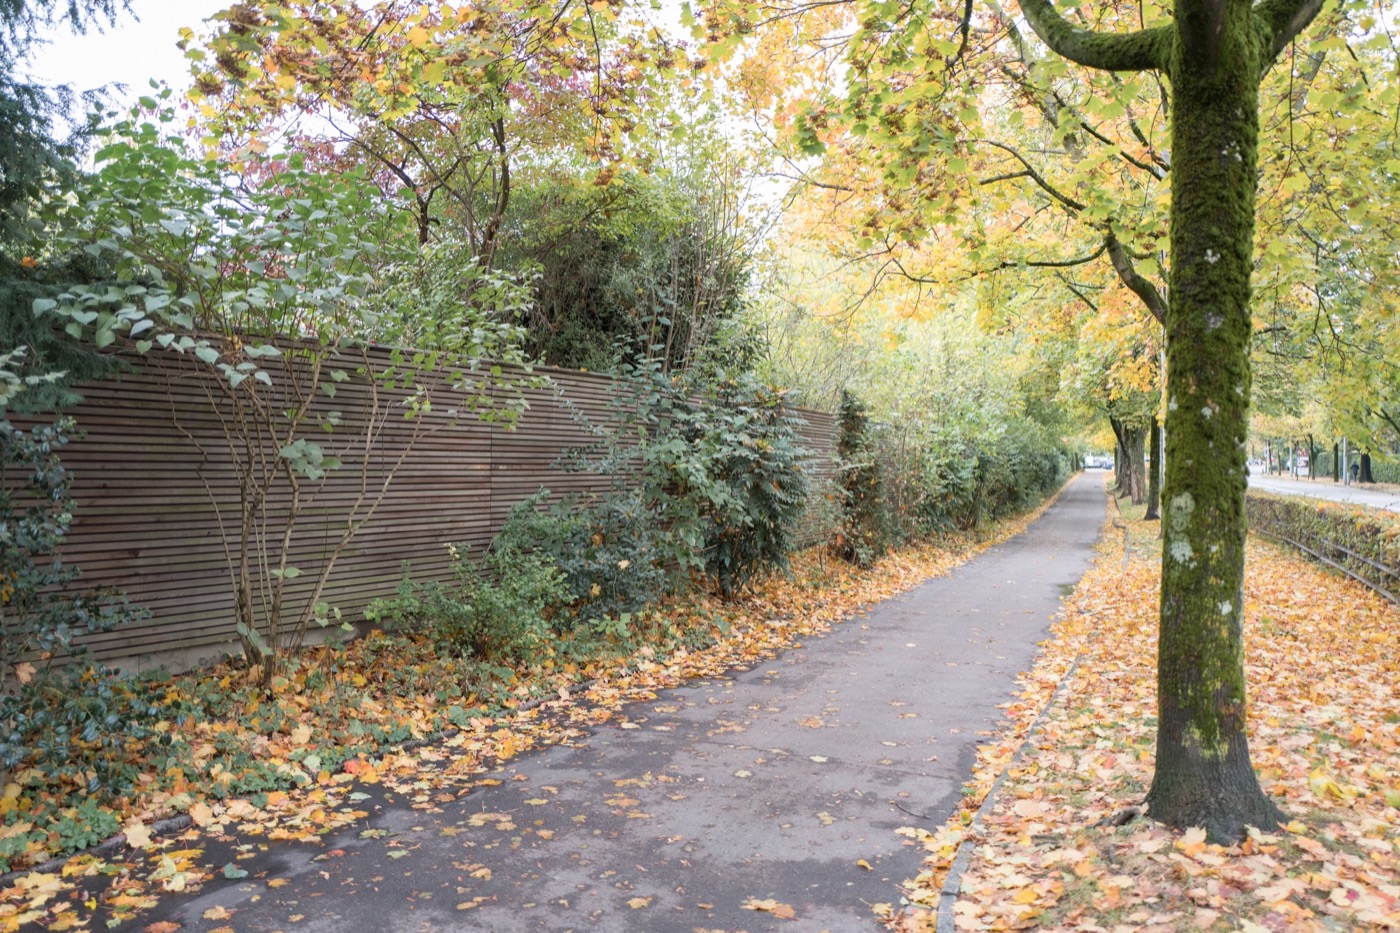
872,416,1069,536
832,389,889,566
565,359,811,597
695,374,811,595
0,418,165,800
366,539,568,664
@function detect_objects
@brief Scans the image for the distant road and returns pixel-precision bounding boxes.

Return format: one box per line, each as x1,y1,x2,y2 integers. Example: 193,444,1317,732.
1247,473,1400,513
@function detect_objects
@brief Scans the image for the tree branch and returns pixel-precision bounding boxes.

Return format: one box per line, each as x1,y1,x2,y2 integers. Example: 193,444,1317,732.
1016,0,1170,71
1254,0,1329,65
978,139,1086,212
1106,231,1167,324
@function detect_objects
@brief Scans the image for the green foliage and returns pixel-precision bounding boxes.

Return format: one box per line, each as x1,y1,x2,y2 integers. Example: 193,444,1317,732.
564,360,811,597
493,490,670,625
503,165,752,375
914,417,1069,534
0,0,128,246
0,252,127,413
696,374,811,595
0,417,165,804
370,244,532,365
366,540,568,664
832,389,889,567
1246,492,1400,598
37,101,533,683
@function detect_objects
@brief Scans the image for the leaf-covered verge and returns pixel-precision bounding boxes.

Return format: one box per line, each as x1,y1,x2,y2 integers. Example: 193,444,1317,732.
0,486,1070,931
893,489,1400,931
1247,491,1400,601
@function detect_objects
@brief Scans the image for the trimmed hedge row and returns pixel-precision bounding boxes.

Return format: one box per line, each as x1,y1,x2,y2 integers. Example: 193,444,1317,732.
1246,491,1400,600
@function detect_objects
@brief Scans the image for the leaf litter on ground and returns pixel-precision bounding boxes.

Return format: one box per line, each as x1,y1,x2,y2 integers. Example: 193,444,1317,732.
0,489,1069,932
892,490,1400,931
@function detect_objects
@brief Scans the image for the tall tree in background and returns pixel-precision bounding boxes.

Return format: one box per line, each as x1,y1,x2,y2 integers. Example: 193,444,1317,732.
0,0,125,243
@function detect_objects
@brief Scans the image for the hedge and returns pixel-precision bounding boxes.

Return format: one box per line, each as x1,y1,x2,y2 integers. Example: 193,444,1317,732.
1246,491,1400,601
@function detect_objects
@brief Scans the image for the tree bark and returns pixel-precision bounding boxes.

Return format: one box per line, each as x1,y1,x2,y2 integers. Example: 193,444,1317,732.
1145,416,1162,520
1146,0,1284,841
1359,452,1374,483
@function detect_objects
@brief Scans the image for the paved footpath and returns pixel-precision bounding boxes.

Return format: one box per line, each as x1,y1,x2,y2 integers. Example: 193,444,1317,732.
143,475,1105,932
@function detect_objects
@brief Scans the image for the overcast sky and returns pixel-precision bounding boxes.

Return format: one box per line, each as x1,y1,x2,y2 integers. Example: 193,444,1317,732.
24,1,230,109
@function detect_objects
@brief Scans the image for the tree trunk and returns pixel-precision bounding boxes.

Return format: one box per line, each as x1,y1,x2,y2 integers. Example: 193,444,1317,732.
1123,425,1146,504
1109,419,1124,493
1110,418,1147,504
1147,4,1283,840
1359,452,1374,483
1333,442,1340,482
1145,416,1162,520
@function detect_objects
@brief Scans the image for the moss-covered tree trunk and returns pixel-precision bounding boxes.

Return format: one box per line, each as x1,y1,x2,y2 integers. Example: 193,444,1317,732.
1012,0,1323,841
1145,416,1162,520
1146,0,1284,839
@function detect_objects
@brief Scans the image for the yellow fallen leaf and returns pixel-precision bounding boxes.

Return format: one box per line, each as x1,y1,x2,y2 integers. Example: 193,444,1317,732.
743,897,797,919
123,820,153,848
187,801,215,827
856,859,873,870
203,905,233,920
627,896,652,908
1176,826,1208,856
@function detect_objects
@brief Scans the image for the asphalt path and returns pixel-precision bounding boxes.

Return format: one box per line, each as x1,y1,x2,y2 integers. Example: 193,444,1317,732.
137,474,1106,932
1248,473,1400,513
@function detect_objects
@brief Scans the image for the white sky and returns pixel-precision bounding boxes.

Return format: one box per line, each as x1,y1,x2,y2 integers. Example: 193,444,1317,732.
23,0,230,108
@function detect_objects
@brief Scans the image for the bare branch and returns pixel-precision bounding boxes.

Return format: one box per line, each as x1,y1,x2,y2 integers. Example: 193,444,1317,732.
1255,0,1329,65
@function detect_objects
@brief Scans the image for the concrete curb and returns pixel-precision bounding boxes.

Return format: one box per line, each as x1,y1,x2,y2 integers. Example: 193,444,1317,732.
935,653,1082,933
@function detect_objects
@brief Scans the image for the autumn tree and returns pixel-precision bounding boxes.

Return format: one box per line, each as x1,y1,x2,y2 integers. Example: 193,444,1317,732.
187,2,684,265
698,0,1338,838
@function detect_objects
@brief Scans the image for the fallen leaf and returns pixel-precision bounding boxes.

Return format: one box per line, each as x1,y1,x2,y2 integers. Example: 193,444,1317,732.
743,897,797,919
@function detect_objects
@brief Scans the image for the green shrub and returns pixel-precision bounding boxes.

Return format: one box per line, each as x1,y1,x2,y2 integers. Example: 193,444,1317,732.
832,389,889,566
903,418,1067,535
366,539,568,664
564,360,811,598
0,418,166,799
493,489,671,624
688,374,810,596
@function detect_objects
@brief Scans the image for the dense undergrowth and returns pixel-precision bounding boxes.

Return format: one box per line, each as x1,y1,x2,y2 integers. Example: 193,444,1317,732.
1,378,1068,880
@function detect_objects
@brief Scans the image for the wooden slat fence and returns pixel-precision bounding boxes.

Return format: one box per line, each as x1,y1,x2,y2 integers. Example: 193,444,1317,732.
7,344,836,671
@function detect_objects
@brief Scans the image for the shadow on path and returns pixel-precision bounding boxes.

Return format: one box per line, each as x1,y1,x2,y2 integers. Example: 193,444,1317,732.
144,475,1106,932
